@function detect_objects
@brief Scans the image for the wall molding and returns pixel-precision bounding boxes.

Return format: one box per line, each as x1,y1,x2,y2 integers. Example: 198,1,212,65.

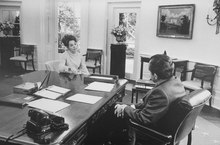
0,1,21,6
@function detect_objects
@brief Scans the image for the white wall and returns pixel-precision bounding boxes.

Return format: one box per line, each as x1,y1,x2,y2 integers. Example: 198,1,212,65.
87,0,107,74
21,0,56,70
137,0,220,100
138,0,220,66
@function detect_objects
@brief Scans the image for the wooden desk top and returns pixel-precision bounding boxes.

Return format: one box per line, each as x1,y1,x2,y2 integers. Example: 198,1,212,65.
0,71,127,145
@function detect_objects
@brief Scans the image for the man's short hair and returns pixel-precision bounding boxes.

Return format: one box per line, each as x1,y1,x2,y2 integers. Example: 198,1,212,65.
149,54,174,79
61,34,77,47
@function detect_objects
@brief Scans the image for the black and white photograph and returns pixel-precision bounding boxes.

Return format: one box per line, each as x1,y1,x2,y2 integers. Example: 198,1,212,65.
0,0,219,145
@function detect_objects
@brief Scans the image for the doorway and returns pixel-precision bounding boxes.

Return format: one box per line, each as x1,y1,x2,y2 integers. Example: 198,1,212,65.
54,0,81,59
107,2,141,80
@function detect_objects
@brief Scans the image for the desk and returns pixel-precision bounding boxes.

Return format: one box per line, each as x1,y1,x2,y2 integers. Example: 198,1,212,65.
140,54,188,81
0,71,127,145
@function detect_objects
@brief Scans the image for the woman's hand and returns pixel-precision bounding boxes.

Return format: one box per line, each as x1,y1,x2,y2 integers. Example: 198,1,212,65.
63,67,78,74
114,104,127,118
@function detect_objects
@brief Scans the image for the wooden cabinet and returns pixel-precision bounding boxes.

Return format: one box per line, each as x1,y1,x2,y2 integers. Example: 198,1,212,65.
110,44,127,78
0,37,20,69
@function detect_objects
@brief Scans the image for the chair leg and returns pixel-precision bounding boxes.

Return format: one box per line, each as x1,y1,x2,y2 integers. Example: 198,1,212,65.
136,91,139,103
187,132,192,145
99,67,101,74
24,62,27,71
93,68,95,74
131,89,135,103
209,96,212,107
32,60,35,71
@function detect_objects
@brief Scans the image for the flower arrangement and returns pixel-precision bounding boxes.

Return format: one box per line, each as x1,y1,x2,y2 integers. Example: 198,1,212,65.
111,25,127,42
0,21,14,35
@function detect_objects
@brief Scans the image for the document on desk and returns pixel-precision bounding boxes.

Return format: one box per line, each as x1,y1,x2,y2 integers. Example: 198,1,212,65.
28,98,70,113
85,81,115,92
33,89,62,99
66,94,102,104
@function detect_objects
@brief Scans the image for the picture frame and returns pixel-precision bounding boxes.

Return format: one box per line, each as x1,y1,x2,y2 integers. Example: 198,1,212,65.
156,4,195,39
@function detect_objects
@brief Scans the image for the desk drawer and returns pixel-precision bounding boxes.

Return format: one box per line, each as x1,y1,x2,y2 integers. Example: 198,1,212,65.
90,87,125,124
64,123,87,145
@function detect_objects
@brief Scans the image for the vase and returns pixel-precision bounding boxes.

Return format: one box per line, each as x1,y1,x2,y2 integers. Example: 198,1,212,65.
3,30,9,36
115,35,126,43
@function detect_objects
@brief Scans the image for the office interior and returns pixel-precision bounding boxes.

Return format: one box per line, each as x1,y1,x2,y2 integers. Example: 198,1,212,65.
0,0,220,145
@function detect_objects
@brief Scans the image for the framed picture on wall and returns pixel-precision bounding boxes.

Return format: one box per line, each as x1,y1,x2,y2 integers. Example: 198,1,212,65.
156,4,195,39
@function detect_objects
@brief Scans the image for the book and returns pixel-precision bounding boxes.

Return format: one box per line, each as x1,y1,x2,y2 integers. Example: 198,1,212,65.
134,84,153,90
13,82,38,95
0,93,36,108
33,85,71,100
84,74,118,84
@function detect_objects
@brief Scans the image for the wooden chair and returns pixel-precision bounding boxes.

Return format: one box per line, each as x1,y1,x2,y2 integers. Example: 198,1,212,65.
10,44,35,71
131,79,155,103
181,63,218,107
45,59,62,72
129,89,211,145
85,49,102,74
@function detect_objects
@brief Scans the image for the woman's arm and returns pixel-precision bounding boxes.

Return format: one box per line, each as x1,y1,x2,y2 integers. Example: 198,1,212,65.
58,59,68,72
78,56,90,75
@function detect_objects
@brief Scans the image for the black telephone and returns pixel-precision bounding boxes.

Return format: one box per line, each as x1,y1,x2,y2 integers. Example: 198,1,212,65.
26,109,51,133
26,109,69,144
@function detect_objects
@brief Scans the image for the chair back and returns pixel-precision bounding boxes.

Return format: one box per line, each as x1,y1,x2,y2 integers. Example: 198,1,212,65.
45,60,62,72
157,89,211,144
85,49,102,66
191,63,217,86
20,44,35,56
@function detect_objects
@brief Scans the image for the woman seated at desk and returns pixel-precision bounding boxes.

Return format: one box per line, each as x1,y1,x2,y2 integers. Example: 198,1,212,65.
59,34,89,75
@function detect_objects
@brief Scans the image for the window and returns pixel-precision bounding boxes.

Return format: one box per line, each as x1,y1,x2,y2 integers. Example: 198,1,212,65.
57,1,80,51
0,6,20,36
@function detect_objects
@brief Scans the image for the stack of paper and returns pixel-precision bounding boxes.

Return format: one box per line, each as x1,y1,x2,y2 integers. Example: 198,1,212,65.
85,82,115,92
13,82,38,94
28,98,70,113
66,94,102,104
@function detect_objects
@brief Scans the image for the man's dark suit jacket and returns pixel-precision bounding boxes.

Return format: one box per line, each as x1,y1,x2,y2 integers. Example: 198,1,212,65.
124,76,186,126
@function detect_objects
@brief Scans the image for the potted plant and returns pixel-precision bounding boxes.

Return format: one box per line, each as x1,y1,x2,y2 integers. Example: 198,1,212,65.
0,21,14,36
111,25,127,43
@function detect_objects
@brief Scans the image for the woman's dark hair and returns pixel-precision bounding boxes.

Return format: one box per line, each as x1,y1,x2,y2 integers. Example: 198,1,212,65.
149,54,174,79
61,34,77,47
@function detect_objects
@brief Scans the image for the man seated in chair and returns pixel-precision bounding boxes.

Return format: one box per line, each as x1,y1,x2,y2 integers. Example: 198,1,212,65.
92,54,186,145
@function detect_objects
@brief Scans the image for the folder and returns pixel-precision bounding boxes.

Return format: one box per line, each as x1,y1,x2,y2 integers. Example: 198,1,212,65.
33,85,71,99
0,93,36,108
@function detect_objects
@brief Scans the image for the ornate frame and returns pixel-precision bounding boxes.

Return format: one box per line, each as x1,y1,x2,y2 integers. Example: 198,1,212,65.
156,4,195,39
